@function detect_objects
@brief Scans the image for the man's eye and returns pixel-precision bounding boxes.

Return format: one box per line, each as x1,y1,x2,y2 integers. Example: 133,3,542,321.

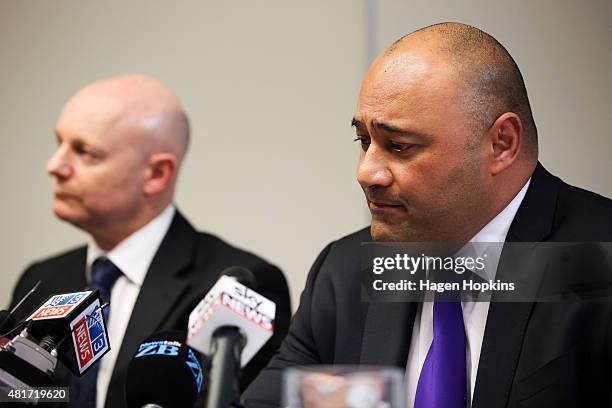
78,149,94,158
75,146,88,155
353,136,370,149
72,142,86,154
389,143,414,153
72,142,101,161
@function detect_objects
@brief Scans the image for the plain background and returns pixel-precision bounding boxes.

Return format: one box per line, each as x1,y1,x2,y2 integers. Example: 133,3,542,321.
1,0,610,310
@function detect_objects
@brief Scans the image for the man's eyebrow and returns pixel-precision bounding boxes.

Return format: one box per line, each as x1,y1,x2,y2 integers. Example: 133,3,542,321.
351,118,432,140
53,131,105,153
374,121,405,133
374,121,433,140
351,118,409,132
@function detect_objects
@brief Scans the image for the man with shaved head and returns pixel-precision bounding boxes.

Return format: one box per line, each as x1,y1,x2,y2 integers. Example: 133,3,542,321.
8,75,291,408
243,23,611,407
48,75,190,248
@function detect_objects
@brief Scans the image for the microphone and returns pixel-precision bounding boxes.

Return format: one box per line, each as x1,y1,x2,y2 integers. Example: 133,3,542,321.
187,266,276,408
0,289,111,392
0,280,41,335
125,331,206,408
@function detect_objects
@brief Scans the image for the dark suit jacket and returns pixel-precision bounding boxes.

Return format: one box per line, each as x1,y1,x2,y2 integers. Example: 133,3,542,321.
8,210,291,408
242,163,612,408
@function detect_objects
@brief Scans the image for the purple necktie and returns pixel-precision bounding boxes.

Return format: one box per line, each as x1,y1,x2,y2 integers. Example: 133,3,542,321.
414,297,467,408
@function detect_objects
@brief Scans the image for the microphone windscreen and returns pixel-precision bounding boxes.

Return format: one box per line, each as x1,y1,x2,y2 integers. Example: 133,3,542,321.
221,266,257,290
126,330,206,408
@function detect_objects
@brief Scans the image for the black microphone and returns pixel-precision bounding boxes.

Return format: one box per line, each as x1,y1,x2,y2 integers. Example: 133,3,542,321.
125,331,206,408
187,266,275,408
0,289,111,393
24,289,111,376
224,266,257,290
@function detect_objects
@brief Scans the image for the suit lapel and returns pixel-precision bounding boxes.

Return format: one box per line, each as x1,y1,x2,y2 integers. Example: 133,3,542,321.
359,302,418,367
472,163,560,408
105,211,196,407
61,248,88,292
471,264,535,407
358,229,418,367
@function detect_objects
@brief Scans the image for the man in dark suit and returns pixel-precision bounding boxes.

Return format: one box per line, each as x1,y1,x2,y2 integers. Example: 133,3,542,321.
242,23,612,407
7,75,291,408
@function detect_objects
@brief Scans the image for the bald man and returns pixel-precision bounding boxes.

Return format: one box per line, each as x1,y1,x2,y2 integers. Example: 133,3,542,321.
242,23,612,407
8,75,291,408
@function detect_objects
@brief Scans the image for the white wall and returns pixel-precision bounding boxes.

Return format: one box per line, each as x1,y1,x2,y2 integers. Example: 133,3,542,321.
0,1,368,308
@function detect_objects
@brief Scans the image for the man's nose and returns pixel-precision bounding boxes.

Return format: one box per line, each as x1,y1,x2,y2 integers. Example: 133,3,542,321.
46,147,73,180
356,145,393,190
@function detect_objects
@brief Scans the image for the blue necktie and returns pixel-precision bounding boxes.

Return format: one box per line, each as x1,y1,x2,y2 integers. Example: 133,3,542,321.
68,258,121,408
414,280,467,408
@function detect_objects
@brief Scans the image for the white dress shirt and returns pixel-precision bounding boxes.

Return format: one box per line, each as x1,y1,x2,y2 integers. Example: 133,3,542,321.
405,180,530,408
86,205,175,408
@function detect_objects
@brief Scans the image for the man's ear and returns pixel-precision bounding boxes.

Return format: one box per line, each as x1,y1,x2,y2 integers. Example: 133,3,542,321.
487,112,523,176
143,153,177,195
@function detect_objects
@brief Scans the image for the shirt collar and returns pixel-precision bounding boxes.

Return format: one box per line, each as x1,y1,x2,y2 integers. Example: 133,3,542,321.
471,178,531,244
86,205,176,287
457,178,531,280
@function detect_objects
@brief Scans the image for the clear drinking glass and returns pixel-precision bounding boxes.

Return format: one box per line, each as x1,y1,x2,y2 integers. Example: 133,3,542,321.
283,365,405,408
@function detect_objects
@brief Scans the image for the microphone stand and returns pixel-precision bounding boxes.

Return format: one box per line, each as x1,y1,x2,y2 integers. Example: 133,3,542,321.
205,327,246,408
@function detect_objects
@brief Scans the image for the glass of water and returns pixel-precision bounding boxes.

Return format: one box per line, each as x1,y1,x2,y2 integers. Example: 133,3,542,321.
283,365,405,408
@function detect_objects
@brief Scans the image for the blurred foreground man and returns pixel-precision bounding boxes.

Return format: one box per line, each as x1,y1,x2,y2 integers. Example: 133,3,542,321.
8,75,290,408
243,23,612,407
